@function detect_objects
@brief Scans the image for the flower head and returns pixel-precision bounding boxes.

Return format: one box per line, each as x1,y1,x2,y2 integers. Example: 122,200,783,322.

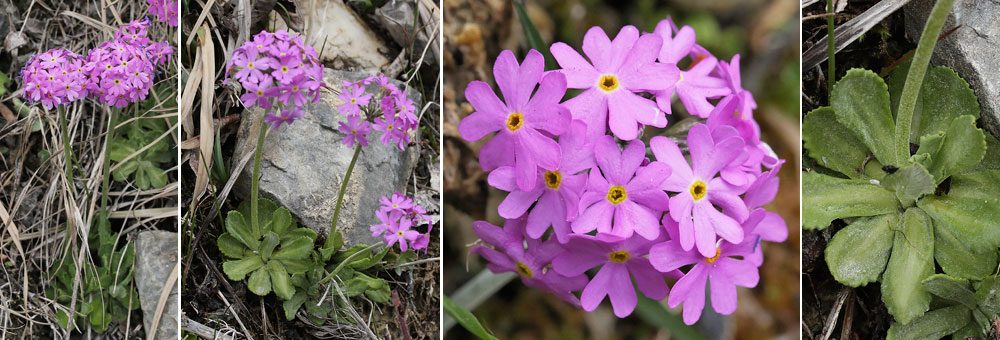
20,48,87,109
337,84,372,116
263,107,305,130
551,25,679,140
82,39,155,108
338,115,372,148
459,49,571,192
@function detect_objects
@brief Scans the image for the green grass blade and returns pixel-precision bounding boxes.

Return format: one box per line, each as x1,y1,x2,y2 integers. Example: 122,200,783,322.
443,295,499,340
634,296,708,340
513,0,552,69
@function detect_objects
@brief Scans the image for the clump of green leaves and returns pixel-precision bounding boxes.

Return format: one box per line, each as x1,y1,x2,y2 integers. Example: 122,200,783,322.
110,117,174,190
803,58,1000,338
218,199,410,324
219,198,317,300
47,214,139,333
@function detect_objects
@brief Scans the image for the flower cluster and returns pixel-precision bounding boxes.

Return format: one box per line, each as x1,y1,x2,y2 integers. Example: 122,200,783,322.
335,74,419,150
370,192,433,252
20,19,174,110
461,18,787,324
147,0,178,27
226,30,325,130
20,48,87,109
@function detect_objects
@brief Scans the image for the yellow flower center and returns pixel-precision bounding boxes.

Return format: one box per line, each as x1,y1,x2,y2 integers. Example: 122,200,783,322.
544,170,562,190
281,66,289,73
114,79,120,84
598,75,619,92
705,248,722,263
351,129,357,135
506,112,524,132
256,90,263,96
689,180,707,201
351,98,357,104
397,231,404,237
608,250,631,263
387,124,394,130
515,262,533,278
607,185,627,204
247,62,255,69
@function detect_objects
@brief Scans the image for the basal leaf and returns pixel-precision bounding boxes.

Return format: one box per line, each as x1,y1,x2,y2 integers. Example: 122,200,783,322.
886,305,970,340
271,206,293,236
365,280,391,303
217,233,251,259
831,68,897,165
272,236,315,261
225,211,259,250
825,213,898,287
918,170,1000,253
882,208,935,325
444,295,499,340
280,227,317,245
268,261,295,300
240,198,278,237
803,106,870,178
278,258,314,275
259,232,280,261
882,163,935,205
934,222,998,280
283,291,308,320
921,274,977,309
975,276,1000,315
222,255,264,281
976,133,1000,171
922,115,985,182
247,267,272,296
802,171,900,229
888,62,980,142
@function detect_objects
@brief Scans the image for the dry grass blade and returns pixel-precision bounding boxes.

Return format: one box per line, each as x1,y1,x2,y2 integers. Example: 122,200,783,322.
60,10,116,34
180,49,203,137
108,207,179,220
187,0,218,47
192,23,216,209
802,0,913,70
147,261,179,340
0,201,28,313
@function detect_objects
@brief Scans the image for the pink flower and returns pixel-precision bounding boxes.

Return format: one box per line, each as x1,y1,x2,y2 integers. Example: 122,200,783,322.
384,218,420,252
573,137,671,240
458,49,571,192
263,107,305,130
550,25,679,140
650,124,748,257
337,84,372,116
337,115,372,148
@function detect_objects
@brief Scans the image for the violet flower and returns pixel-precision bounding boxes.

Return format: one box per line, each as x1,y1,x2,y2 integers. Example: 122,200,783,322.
21,48,87,109
649,217,761,325
338,115,372,148
573,136,671,240
458,49,570,192
650,18,729,118
650,124,747,257
337,84,372,116
551,233,676,317
471,218,588,306
551,25,678,140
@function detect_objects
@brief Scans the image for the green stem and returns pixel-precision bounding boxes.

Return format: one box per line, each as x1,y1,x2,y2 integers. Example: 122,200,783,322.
325,144,362,248
319,243,381,285
58,108,75,194
100,108,119,215
251,123,267,238
894,0,955,164
826,0,836,96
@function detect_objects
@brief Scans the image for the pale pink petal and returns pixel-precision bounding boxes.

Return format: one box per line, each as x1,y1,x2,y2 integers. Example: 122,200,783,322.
486,166,517,191
550,43,600,88
606,26,640,71
613,200,659,240
708,269,738,315
582,27,612,72
572,200,613,235
604,264,638,317
498,187,543,219
478,133,514,171
593,136,623,183
563,88,609,139
628,259,669,300
697,202,744,246
649,241,701,272
708,189,749,222
650,136,693,191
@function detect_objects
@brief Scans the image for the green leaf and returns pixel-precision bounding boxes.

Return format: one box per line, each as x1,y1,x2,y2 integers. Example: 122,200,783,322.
225,211,259,250
921,274,977,309
921,115,986,182
89,298,110,333
933,221,998,280
825,213,898,286
272,236,315,261
918,170,1000,253
888,62,980,142
247,267,272,296
975,276,1000,315
886,305,970,340
259,232,280,261
270,207,293,236
831,68,897,165
512,0,551,69
882,163,935,205
365,281,391,303
976,133,1000,171
280,227,317,244
633,295,708,340
222,255,264,281
278,258,314,274
320,231,344,262
268,261,295,300
802,171,900,229
283,292,308,320
444,295,499,340
217,233,251,259
803,106,870,178
882,208,935,325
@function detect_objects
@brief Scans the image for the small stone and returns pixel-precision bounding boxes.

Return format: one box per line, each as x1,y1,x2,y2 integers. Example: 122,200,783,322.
234,69,421,245
904,0,1000,139
134,231,179,340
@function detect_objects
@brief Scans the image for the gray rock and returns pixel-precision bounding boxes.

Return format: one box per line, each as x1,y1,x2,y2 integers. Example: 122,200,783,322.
904,0,1000,138
374,0,440,68
235,69,420,245
134,231,179,340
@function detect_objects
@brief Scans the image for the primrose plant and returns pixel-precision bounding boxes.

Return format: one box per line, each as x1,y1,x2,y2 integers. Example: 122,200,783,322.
19,15,174,334
459,17,787,324
220,29,433,322
803,0,1000,338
